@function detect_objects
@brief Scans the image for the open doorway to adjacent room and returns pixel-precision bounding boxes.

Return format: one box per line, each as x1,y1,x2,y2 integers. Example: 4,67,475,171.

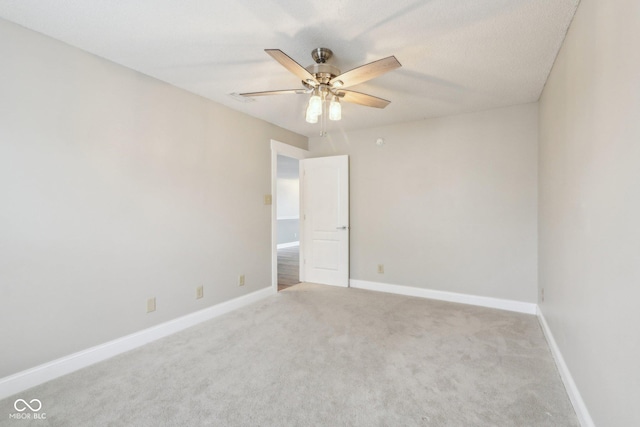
276,154,301,291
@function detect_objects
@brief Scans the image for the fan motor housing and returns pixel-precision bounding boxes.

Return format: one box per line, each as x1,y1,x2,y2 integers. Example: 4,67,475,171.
305,63,341,85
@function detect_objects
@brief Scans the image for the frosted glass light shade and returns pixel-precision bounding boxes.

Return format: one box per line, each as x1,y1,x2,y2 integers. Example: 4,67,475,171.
309,94,322,116
329,97,341,121
305,104,318,123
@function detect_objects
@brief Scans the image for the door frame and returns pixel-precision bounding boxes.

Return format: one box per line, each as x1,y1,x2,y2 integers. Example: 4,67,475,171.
270,140,309,292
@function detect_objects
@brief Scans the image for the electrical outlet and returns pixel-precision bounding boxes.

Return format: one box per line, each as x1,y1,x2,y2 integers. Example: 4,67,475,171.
541,288,545,302
147,297,156,313
377,264,384,274
238,274,245,286
196,286,204,299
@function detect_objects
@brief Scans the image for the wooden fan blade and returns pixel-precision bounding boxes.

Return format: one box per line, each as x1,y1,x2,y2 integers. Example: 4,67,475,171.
338,90,391,109
265,49,318,84
240,89,307,97
330,56,401,88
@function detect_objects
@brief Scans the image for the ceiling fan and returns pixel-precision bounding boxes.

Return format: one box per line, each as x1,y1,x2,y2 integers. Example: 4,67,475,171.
240,48,401,132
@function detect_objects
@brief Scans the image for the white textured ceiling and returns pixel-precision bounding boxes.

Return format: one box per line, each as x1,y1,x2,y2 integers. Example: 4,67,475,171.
0,0,579,137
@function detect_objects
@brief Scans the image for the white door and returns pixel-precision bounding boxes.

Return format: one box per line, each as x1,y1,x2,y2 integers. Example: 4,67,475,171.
301,155,349,287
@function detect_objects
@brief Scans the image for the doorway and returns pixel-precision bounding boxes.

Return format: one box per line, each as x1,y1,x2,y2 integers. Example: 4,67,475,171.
270,140,350,291
270,140,308,292
276,154,301,291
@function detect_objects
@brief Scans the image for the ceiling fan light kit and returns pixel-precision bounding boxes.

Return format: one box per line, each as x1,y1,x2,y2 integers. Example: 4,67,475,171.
240,47,401,136
329,96,341,121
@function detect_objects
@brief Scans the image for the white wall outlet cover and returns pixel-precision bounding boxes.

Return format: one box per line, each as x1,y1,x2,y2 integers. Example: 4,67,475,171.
376,138,385,146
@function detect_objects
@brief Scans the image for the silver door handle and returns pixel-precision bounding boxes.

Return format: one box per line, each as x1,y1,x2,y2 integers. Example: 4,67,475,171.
336,226,349,230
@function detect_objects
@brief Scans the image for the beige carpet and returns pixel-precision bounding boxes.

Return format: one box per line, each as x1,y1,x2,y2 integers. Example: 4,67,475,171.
0,283,577,426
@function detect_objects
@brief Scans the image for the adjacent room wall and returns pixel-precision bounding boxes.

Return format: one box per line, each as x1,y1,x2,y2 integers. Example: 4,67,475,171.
0,19,307,378
538,0,640,425
309,103,538,303
276,155,300,246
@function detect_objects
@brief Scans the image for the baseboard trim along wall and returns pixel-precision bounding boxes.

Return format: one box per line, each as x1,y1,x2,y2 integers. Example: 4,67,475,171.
349,279,537,315
276,241,300,249
536,308,595,427
0,286,275,401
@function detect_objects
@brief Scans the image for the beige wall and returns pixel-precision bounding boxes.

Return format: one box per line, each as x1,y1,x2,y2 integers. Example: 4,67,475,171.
309,103,538,303
0,18,306,378
538,0,640,425
276,156,300,219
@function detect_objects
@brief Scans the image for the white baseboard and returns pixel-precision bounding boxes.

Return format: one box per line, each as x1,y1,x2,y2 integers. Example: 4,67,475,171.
537,307,594,427
277,241,299,249
0,286,275,400
349,279,537,315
